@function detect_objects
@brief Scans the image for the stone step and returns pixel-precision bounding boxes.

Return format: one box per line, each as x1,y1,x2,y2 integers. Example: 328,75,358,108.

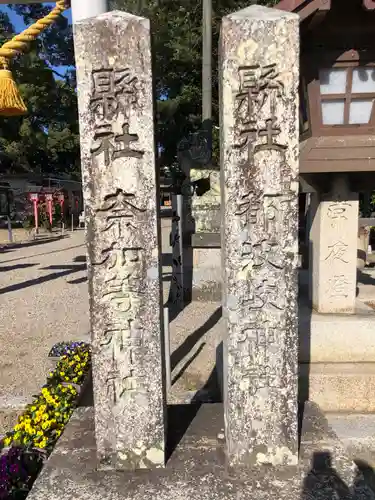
300,401,358,486
326,413,375,469
28,402,375,500
300,363,375,413
299,304,375,364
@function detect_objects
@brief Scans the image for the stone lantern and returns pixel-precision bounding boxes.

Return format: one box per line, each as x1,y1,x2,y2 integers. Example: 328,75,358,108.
276,0,375,314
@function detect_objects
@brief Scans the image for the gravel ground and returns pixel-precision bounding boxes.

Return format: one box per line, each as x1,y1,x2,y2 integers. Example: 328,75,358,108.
0,231,89,405
0,228,31,244
168,301,223,403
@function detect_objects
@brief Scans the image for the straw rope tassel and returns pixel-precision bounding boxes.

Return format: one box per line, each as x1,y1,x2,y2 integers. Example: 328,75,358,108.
0,0,69,117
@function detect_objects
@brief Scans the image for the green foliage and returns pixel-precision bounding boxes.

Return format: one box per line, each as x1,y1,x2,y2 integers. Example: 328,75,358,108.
111,0,279,166
0,6,79,177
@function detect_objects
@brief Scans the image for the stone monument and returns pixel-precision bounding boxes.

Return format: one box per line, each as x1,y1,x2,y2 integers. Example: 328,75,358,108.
74,11,166,470
220,5,300,467
309,176,359,314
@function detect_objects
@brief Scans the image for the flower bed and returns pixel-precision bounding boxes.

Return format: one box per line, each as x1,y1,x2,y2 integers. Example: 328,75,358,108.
48,341,91,373
48,341,90,358
0,344,91,499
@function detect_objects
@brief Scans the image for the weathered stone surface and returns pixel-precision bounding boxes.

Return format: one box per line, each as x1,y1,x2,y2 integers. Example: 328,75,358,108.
299,296,375,412
220,5,299,467
300,401,357,486
191,248,222,301
27,405,375,500
190,167,221,233
74,11,166,470
309,176,359,314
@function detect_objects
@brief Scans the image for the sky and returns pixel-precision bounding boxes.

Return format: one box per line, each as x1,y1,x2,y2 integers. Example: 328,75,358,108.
0,2,72,31
0,2,73,77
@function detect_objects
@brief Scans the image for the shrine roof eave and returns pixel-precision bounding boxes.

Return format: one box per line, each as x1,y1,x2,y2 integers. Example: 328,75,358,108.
274,0,375,21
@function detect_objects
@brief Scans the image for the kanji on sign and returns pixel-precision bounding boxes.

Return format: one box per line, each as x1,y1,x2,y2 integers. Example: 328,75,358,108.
90,68,137,121
96,189,145,239
91,122,144,166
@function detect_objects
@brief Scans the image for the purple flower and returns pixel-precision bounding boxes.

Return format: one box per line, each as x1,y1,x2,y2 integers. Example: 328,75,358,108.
49,341,90,357
0,486,10,500
10,463,19,474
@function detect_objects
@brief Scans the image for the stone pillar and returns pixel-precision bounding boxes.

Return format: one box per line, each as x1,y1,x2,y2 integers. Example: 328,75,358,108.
220,5,299,467
169,194,184,306
74,12,166,470
357,226,370,270
309,176,358,314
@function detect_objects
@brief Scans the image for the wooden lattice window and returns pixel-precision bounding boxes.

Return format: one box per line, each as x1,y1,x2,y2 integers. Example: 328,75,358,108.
299,76,310,136
319,66,375,126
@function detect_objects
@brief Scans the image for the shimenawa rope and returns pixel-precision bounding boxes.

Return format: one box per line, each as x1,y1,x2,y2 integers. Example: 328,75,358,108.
0,0,69,116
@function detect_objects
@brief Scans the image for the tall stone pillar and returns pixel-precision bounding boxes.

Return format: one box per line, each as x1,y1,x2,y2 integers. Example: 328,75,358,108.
220,5,299,467
309,176,359,314
74,11,166,470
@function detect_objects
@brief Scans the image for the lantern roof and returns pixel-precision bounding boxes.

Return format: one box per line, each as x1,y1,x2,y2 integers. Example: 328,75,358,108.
274,0,375,20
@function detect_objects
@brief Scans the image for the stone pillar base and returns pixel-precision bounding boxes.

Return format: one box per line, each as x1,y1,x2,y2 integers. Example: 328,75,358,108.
191,247,222,301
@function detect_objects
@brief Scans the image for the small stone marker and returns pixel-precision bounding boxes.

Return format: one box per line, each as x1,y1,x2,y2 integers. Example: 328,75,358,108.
309,176,358,314
220,5,299,467
74,11,166,470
